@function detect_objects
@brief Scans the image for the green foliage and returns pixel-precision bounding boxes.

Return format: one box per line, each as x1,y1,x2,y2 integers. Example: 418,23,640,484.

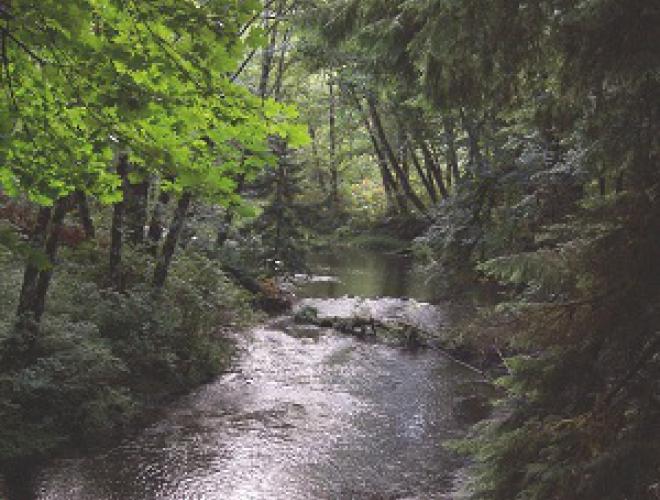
0,245,252,465
302,1,660,499
2,0,303,207
0,316,132,461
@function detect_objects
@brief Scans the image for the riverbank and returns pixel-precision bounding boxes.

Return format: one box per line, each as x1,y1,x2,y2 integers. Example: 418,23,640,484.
11,245,497,499
0,248,256,477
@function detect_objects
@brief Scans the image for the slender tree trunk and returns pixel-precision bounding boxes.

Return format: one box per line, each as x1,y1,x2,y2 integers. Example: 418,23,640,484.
461,109,482,173
419,139,449,198
272,27,291,100
615,172,625,193
443,116,460,184
367,96,428,216
16,206,52,320
408,143,437,203
147,184,170,253
109,153,129,290
259,4,278,100
216,209,235,248
125,178,149,245
328,80,339,205
32,196,71,322
309,123,326,192
153,192,192,289
350,93,401,214
75,190,95,239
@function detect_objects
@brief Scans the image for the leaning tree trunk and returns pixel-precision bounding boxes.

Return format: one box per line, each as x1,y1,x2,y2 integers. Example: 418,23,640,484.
460,109,483,175
153,191,192,289
350,93,401,214
31,196,71,322
15,195,71,342
419,139,449,198
408,144,437,203
367,96,428,216
443,116,460,185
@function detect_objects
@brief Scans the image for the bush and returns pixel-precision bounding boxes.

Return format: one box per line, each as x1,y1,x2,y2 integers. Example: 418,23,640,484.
0,246,253,465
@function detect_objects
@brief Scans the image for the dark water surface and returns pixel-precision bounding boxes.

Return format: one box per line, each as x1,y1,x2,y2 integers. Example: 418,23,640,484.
296,248,438,301
18,249,491,500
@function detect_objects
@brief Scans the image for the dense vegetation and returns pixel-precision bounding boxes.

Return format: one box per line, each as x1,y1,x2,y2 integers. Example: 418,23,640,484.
0,0,307,468
2,1,659,499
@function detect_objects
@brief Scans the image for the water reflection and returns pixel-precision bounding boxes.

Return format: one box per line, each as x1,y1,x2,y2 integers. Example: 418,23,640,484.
299,249,435,301
26,248,492,500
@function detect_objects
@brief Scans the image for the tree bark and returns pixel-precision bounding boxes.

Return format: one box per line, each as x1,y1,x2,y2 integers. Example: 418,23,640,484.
272,26,291,100
350,93,401,214
31,196,71,322
419,139,449,198
125,178,149,245
153,191,192,289
16,206,52,320
75,190,95,239
408,143,438,203
443,116,460,184
259,3,278,100
461,109,482,173
147,184,170,252
367,96,428,216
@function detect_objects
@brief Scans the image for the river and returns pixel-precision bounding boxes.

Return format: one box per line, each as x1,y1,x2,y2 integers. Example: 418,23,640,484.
15,248,492,500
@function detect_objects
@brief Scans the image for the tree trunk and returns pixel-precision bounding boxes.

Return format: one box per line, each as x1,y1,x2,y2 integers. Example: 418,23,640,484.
461,109,482,173
328,80,339,205
32,196,71,322
109,153,129,290
147,184,170,252
350,93,401,214
408,143,438,203
419,139,449,198
153,192,192,289
443,116,460,184
75,190,95,239
125,178,149,245
367,96,428,216
259,4,278,99
16,206,52,320
309,123,327,192
615,172,624,193
272,26,291,100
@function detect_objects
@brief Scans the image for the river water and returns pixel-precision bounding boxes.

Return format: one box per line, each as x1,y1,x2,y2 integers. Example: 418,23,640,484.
18,249,491,500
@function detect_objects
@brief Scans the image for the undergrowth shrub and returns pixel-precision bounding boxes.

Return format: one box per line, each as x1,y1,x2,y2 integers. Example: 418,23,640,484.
0,247,253,465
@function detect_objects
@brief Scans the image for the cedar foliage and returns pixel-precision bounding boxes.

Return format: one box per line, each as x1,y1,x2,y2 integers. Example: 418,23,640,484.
303,0,660,498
